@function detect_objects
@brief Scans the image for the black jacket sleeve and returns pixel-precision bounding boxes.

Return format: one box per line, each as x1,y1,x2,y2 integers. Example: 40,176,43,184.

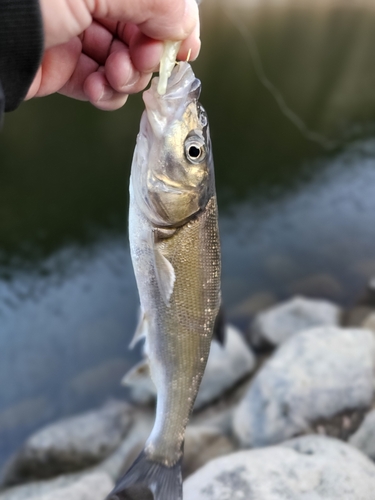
0,0,44,123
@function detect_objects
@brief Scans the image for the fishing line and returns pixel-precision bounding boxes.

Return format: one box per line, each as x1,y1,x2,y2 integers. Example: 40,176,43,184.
223,6,339,151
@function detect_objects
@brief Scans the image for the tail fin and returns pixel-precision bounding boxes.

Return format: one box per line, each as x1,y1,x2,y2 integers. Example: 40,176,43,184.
106,450,182,500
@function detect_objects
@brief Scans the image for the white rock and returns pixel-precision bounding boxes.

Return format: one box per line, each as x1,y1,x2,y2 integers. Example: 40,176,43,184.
1,401,132,486
233,326,375,447
0,472,113,500
122,325,256,410
362,312,375,334
251,295,341,347
38,473,113,500
183,426,236,478
195,325,256,409
0,474,83,500
94,409,154,481
349,409,375,460
184,435,375,500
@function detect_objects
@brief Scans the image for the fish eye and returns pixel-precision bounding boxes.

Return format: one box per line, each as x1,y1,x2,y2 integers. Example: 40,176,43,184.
189,145,201,158
184,135,206,164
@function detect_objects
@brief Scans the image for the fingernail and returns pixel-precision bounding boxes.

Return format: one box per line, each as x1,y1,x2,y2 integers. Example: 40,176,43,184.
98,86,114,102
121,71,140,91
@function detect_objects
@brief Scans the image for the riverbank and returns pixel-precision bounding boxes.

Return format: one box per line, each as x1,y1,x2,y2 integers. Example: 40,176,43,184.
2,282,375,499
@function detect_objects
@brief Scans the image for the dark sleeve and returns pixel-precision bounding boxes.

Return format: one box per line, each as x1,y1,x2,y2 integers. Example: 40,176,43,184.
0,0,44,122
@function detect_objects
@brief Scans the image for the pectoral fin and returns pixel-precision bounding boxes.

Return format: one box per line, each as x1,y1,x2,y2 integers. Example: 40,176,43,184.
148,229,176,306
154,247,176,305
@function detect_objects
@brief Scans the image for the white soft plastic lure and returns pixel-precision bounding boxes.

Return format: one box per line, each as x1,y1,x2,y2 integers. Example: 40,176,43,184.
157,0,202,95
157,41,182,95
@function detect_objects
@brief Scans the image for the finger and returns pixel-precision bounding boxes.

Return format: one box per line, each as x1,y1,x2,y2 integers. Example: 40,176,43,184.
40,0,92,49
129,31,164,73
178,18,201,61
30,37,82,97
104,39,139,92
81,20,113,64
59,53,99,100
83,70,129,110
105,42,153,94
94,18,118,35
105,50,152,94
88,0,199,42
25,67,42,100
94,19,137,46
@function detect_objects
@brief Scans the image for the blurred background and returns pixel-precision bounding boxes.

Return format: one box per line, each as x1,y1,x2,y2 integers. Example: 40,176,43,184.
2,0,375,470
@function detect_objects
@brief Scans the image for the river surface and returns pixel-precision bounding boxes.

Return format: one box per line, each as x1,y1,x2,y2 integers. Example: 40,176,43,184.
2,0,375,469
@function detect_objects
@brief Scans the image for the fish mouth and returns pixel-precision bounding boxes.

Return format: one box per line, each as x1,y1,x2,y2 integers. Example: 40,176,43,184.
159,61,201,101
142,62,201,137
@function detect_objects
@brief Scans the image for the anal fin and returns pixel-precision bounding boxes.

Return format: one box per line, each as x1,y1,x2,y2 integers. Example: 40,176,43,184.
129,309,149,349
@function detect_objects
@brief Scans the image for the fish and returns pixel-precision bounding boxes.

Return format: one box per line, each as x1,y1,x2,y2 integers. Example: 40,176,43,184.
106,61,221,500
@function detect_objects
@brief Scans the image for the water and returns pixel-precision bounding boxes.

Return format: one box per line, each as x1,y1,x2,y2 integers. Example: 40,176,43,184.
2,0,375,469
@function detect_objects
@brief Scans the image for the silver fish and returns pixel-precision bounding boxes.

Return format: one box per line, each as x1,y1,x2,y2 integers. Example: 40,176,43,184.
106,62,221,500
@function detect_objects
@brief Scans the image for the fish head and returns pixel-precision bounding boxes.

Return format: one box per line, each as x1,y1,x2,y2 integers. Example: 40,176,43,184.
131,62,214,227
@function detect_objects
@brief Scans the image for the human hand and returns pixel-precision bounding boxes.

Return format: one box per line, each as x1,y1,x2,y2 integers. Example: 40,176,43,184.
26,0,200,110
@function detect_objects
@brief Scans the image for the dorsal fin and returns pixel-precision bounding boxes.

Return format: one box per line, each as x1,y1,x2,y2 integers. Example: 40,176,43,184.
213,303,226,346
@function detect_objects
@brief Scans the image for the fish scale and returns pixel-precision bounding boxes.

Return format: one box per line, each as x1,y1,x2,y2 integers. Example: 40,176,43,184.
147,196,221,464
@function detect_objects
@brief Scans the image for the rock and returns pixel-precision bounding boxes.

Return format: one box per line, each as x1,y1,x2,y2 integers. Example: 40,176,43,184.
349,409,375,461
233,326,375,448
251,296,341,347
229,292,277,318
0,472,113,500
37,472,113,500
1,400,133,486
287,273,343,300
0,397,51,434
0,474,83,500
362,312,375,334
183,426,236,478
184,435,375,500
95,408,154,481
195,325,256,409
344,306,374,327
122,325,256,410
